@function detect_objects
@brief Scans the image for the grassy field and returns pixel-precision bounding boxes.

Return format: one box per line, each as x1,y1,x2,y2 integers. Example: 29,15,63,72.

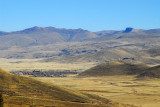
0,68,111,107
37,75,160,107
0,68,136,107
1,58,160,106
0,58,95,71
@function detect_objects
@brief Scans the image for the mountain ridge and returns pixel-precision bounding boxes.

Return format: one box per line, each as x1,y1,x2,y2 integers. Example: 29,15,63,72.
0,26,160,65
0,26,99,48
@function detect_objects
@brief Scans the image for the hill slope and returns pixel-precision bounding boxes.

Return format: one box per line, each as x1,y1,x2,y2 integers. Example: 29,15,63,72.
0,68,89,101
0,68,112,107
137,65,160,78
78,62,148,77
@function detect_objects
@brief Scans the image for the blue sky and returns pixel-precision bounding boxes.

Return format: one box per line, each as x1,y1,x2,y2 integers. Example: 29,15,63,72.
0,0,160,32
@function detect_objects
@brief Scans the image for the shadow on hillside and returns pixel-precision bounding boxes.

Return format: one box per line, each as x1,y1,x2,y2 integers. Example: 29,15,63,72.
0,93,3,107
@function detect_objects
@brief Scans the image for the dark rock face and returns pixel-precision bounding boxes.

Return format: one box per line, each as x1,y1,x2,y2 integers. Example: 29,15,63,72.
123,27,133,33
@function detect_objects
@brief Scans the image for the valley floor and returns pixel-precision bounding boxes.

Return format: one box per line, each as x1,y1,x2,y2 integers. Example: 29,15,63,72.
1,58,160,107
36,75,160,107
0,58,95,72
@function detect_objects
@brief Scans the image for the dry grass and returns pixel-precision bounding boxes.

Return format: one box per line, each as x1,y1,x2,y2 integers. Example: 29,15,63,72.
3,96,109,107
0,68,91,103
1,58,158,106
1,68,133,107
0,58,95,71
78,62,149,77
37,75,160,107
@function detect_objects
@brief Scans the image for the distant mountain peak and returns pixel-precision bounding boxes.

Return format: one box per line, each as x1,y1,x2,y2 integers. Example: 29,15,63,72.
31,26,43,29
0,31,9,36
123,27,134,33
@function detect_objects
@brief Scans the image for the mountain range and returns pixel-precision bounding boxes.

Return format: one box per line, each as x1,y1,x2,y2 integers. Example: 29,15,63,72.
1,26,160,48
0,26,160,65
0,26,98,48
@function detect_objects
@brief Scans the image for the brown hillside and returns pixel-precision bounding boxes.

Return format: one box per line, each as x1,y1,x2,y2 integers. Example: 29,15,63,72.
78,62,148,77
0,68,113,107
137,65,160,78
0,68,89,101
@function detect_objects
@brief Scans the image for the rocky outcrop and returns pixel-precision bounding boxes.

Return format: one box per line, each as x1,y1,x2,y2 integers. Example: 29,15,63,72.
123,27,133,33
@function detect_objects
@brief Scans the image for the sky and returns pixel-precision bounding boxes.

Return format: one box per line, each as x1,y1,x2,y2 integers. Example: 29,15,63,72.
0,0,160,32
